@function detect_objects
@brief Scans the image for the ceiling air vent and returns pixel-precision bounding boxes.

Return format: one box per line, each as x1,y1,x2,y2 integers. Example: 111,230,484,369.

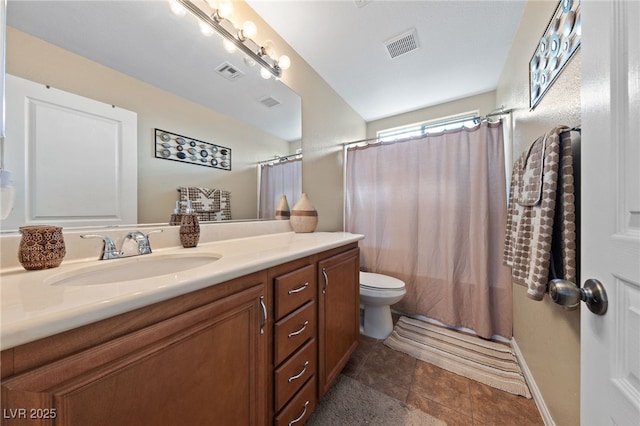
215,62,244,81
354,0,371,8
384,28,419,59
258,96,281,108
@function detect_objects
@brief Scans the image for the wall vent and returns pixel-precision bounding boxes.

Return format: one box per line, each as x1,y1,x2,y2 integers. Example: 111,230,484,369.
258,96,280,108
215,62,244,81
384,28,419,59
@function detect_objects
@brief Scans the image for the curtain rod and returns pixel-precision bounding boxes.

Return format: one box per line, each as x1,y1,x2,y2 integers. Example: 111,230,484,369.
342,106,513,147
257,153,302,165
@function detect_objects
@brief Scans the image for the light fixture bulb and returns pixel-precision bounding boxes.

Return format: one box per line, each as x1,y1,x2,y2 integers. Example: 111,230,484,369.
238,21,257,41
199,22,214,37
260,67,272,79
261,40,276,58
218,1,233,20
223,39,237,53
277,55,291,70
169,0,187,16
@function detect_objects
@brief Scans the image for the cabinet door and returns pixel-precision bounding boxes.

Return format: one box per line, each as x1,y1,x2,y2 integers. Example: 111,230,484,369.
1,284,268,426
317,248,360,398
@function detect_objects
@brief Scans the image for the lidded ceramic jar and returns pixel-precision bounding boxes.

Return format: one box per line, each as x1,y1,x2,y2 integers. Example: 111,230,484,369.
290,193,318,233
18,225,66,270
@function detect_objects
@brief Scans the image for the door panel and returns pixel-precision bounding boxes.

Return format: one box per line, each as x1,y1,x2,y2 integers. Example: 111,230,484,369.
581,1,640,424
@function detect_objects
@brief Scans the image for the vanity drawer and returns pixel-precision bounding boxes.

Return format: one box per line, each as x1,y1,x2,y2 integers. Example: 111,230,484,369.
275,376,317,426
274,338,317,411
274,301,316,365
274,264,316,319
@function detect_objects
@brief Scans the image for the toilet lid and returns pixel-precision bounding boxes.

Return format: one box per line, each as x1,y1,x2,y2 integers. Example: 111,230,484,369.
360,272,405,290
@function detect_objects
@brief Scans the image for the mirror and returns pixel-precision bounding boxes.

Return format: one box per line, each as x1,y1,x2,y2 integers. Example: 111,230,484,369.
3,0,301,231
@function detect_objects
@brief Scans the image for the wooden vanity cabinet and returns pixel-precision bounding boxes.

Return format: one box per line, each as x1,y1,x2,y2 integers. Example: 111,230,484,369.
1,272,269,426
1,242,361,425
317,247,360,399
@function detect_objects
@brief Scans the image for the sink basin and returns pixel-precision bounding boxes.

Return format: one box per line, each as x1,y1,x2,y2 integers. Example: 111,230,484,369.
47,253,221,286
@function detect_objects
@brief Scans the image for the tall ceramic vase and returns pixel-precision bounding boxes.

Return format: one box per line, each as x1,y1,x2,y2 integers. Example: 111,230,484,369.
275,195,290,220
290,193,318,233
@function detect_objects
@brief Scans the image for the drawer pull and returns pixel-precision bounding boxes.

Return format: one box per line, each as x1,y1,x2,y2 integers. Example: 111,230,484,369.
288,400,309,426
288,321,309,338
321,268,328,294
259,295,267,335
288,282,309,295
287,361,310,383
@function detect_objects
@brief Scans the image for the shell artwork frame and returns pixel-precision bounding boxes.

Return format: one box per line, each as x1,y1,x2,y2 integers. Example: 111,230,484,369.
154,128,232,171
529,0,581,110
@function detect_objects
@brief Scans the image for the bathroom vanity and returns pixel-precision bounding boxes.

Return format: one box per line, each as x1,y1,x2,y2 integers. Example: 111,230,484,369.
0,231,362,425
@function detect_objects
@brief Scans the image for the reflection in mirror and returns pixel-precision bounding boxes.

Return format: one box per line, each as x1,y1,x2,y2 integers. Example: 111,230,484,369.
2,0,301,232
258,154,302,220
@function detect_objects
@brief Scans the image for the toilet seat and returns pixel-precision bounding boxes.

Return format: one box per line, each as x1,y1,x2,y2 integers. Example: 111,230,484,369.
360,272,405,290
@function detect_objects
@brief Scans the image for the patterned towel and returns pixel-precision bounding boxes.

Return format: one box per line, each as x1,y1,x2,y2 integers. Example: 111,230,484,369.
503,126,577,300
179,187,232,221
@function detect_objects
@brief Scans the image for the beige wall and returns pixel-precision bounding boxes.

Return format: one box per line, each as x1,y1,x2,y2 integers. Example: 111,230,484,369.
366,91,497,139
6,27,292,224
232,3,367,232
496,2,581,425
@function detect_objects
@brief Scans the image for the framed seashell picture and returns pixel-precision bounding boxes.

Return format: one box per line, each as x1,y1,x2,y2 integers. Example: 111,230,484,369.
529,0,582,110
154,128,232,171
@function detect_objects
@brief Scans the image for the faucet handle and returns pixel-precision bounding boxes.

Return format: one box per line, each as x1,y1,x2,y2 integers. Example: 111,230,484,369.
134,229,163,255
80,234,120,260
143,229,163,251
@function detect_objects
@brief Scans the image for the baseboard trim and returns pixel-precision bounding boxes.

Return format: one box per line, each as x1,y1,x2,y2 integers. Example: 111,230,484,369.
511,338,555,426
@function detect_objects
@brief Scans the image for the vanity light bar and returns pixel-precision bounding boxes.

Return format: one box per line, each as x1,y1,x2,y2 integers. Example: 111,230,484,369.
175,0,282,78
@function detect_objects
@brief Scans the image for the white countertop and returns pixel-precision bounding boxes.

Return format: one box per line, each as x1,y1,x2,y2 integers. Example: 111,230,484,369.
0,232,363,350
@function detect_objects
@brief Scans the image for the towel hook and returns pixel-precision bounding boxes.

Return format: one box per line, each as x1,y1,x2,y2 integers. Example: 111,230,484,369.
548,278,608,315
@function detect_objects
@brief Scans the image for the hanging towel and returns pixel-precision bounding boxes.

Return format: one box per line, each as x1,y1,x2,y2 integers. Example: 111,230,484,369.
503,125,576,300
179,187,232,221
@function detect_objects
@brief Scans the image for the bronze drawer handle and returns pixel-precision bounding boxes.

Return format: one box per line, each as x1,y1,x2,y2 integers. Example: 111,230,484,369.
288,282,309,295
288,400,309,426
287,320,309,338
287,361,309,383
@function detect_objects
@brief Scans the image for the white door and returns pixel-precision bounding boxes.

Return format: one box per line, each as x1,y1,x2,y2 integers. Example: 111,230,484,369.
581,1,640,425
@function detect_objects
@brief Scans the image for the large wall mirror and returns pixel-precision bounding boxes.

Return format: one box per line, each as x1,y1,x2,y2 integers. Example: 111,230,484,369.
2,0,301,232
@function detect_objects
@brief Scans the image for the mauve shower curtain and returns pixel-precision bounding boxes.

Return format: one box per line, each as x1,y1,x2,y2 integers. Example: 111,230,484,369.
259,159,302,219
345,121,512,339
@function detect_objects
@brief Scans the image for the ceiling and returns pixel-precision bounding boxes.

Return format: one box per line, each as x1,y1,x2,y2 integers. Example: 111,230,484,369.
247,0,527,122
7,0,527,131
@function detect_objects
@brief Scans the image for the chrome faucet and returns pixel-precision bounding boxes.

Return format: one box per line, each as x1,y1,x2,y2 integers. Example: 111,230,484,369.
122,230,162,255
81,230,163,260
80,234,120,260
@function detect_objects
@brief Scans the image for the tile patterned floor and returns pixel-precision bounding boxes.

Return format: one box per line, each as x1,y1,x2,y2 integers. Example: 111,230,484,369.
343,325,544,426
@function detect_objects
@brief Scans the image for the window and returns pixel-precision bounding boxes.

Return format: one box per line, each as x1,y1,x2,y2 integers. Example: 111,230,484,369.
376,112,480,142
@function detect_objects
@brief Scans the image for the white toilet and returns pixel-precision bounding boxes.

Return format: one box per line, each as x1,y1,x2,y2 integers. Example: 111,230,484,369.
359,271,407,339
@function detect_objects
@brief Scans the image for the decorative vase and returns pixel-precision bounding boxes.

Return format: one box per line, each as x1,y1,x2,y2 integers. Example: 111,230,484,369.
179,214,200,248
290,193,318,233
275,195,290,220
18,225,66,270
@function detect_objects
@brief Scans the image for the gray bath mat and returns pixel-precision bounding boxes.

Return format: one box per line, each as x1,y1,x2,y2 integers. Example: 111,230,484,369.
306,374,444,426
